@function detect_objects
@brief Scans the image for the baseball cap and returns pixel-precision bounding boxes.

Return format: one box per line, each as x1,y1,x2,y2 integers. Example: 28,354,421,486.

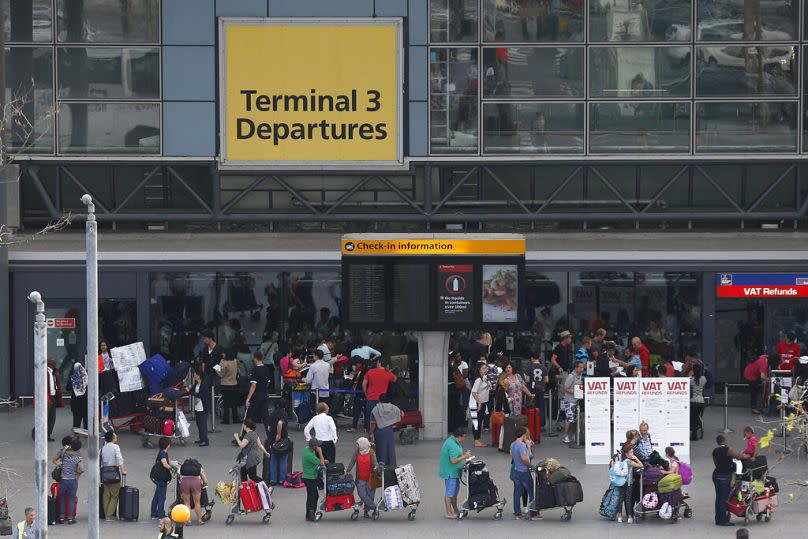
559,330,572,339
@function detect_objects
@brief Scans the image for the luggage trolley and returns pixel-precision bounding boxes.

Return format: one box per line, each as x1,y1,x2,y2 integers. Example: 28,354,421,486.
633,467,692,523
457,459,507,520
530,465,582,521
169,472,215,523
141,390,188,448
314,464,363,521
371,464,419,521
727,462,778,525
223,463,274,525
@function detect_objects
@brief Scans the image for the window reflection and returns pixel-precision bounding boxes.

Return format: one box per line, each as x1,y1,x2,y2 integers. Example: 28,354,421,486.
4,47,54,152
590,0,692,42
430,48,479,154
483,102,584,154
697,1,798,41
483,0,584,42
57,0,160,43
2,0,52,42
430,0,478,42
58,103,160,154
696,101,797,153
58,47,160,99
696,45,797,96
482,47,584,98
590,47,691,98
590,102,690,153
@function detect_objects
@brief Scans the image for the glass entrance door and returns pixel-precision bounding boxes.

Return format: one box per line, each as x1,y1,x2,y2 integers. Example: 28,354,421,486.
715,299,764,383
45,304,84,383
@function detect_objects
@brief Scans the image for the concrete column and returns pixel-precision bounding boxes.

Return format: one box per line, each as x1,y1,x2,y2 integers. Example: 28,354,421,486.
416,331,449,440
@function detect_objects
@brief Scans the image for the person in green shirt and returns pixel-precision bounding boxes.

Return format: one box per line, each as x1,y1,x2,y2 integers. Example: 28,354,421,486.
302,438,327,521
439,427,472,519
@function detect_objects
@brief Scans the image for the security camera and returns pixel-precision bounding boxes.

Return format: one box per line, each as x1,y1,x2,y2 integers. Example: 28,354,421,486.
80,194,92,205
28,291,41,304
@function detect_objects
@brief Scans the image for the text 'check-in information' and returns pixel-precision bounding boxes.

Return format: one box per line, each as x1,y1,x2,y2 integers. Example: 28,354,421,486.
437,264,474,323
220,18,402,168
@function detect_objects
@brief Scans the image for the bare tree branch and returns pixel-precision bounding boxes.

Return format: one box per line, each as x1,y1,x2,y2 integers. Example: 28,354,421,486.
0,214,72,245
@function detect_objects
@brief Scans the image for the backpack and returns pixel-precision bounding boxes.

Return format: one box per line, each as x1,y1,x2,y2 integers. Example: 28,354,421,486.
609,459,629,487
658,473,683,494
283,471,304,488
599,486,622,520
678,461,693,485
179,458,202,477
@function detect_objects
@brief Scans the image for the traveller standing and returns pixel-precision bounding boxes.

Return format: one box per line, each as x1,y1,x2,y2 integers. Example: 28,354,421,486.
178,458,209,526
57,438,84,524
550,330,573,374
346,437,378,518
744,354,778,415
245,351,270,425
46,357,58,441
191,366,212,447
369,393,402,466
304,402,338,463
266,398,292,484
304,349,331,409
612,430,643,523
100,430,126,521
690,363,707,440
218,351,240,425
713,435,744,527
510,426,542,521
631,337,651,377
363,358,398,430
502,362,534,417
634,421,653,464
198,329,223,370
346,356,368,433
302,438,327,521
317,338,336,366
439,427,472,519
234,418,270,483
12,507,36,539
68,362,88,430
523,351,550,426
98,340,113,372
470,363,491,447
776,331,801,371
150,437,175,519
561,360,585,444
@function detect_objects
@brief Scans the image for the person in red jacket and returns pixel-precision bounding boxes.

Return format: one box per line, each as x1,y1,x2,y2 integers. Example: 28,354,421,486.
631,337,651,377
776,331,801,371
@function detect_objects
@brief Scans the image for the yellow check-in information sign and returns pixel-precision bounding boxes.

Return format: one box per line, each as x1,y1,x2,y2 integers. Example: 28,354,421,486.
220,19,402,167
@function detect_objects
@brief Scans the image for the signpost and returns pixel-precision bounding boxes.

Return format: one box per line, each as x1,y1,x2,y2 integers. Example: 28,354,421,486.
613,378,640,455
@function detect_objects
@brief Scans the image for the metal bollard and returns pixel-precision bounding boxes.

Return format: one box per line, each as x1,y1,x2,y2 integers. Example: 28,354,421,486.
576,400,583,447
720,383,733,434
209,392,218,433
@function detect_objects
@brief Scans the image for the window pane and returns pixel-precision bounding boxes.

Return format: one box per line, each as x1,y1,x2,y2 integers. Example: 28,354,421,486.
696,101,797,153
57,0,159,43
3,0,52,42
4,47,54,153
590,102,690,153
430,48,478,154
58,47,160,99
482,47,583,98
483,102,584,154
696,46,797,96
589,47,691,98
482,0,583,42
58,103,160,154
590,0,692,42
697,1,798,41
430,0,478,42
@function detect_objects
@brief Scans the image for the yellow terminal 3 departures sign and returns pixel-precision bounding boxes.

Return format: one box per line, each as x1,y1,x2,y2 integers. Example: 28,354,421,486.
219,18,402,168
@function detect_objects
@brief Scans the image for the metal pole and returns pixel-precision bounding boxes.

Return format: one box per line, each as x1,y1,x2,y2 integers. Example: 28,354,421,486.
209,392,218,433
81,194,99,539
720,383,733,434
29,292,47,539
547,389,557,437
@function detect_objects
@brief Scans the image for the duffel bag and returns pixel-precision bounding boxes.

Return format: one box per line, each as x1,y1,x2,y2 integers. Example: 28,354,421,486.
599,486,621,520
549,466,571,485
643,466,665,486
326,474,355,496
658,473,683,494
553,478,583,506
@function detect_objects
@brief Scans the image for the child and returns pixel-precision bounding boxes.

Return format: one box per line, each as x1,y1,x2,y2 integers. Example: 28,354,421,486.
742,426,758,460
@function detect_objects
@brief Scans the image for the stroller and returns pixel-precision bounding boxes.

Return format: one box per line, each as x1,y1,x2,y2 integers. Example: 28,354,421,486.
223,462,274,525
727,460,778,524
530,465,583,521
633,467,692,523
371,464,420,521
315,463,362,521
457,459,507,520
169,473,214,523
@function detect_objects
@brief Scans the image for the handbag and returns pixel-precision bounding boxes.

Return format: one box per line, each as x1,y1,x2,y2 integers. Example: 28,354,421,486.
271,438,291,454
150,461,171,483
100,465,122,484
369,469,382,490
51,465,62,482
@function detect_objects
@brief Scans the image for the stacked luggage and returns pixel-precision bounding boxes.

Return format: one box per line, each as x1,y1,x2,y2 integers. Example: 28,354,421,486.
727,469,778,524
315,463,360,521
372,463,420,520
634,461,692,522
532,461,583,521
458,460,506,520
223,461,274,525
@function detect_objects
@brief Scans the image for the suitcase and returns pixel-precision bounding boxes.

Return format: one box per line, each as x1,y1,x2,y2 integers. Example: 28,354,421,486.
118,477,139,521
99,485,106,518
752,494,778,514
525,407,541,443
501,414,528,450
325,463,345,478
239,480,262,513
325,494,355,512
383,485,404,510
394,464,421,505
490,411,505,447
47,495,57,525
395,410,423,429
256,481,273,511
553,478,583,506
535,470,557,509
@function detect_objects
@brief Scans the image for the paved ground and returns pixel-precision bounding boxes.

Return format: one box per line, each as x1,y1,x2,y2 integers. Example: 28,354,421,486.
1,403,805,538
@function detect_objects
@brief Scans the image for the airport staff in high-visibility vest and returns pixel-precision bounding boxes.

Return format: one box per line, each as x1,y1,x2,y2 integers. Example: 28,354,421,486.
12,508,36,539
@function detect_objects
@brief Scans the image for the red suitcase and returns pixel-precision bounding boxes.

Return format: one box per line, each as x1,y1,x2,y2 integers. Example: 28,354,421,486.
239,480,262,513
395,410,423,429
325,494,355,512
490,411,505,447
526,407,541,443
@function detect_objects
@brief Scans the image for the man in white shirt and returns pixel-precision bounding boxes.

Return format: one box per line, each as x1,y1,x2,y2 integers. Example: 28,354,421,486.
304,402,337,462
47,357,57,441
350,345,381,363
317,339,336,365
304,349,331,405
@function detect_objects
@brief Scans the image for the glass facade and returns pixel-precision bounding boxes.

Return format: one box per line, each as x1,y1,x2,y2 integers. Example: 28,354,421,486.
2,0,161,155
429,0,803,156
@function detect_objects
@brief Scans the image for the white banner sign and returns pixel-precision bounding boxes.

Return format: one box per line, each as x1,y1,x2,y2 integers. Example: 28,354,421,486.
639,379,666,455
612,378,640,456
584,377,612,464
117,367,144,392
111,342,147,371
661,378,691,463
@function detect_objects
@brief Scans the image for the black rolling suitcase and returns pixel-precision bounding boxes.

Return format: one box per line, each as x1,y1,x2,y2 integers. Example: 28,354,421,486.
118,477,139,521
500,414,528,451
